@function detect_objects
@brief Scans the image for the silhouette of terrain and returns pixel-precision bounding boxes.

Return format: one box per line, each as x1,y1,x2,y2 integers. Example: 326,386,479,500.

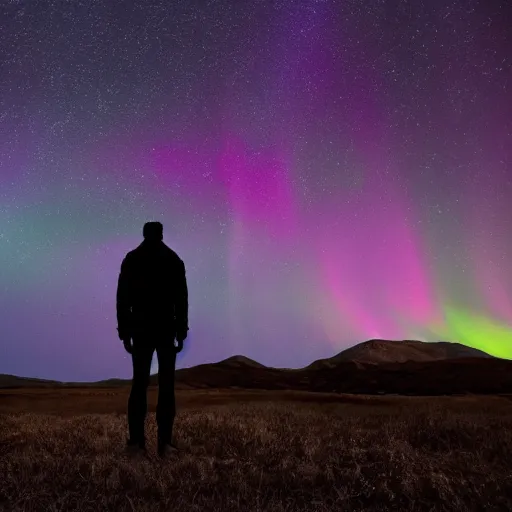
0,374,62,388
216,355,267,368
1,339,509,395
307,338,495,369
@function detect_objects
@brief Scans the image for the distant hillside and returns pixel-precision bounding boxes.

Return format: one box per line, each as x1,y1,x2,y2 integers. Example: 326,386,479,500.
307,339,495,369
215,355,267,368
1,340,505,395
0,374,62,388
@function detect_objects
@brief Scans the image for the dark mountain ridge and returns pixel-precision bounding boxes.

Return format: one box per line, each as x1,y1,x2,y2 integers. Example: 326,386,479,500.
216,355,267,368
1,340,508,395
307,339,495,369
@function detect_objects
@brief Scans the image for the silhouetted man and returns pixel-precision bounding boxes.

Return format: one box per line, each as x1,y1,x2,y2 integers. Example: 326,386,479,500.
116,221,188,458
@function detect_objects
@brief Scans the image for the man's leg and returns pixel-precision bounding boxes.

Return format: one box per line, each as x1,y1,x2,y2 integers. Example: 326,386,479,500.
155,339,177,450
128,339,154,448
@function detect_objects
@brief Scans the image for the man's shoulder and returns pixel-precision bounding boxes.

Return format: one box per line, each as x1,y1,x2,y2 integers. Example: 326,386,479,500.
123,242,184,267
122,245,144,267
124,248,139,260
162,244,183,264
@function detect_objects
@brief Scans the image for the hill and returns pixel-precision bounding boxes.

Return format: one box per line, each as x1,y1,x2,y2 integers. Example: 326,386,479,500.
307,339,494,369
0,374,63,388
215,355,267,368
1,340,507,395
172,357,512,395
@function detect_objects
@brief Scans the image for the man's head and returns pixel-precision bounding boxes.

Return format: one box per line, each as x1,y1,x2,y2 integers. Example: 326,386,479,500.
143,221,163,242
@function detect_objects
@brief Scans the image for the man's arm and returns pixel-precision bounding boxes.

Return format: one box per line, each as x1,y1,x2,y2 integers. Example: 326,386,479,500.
116,256,132,341
175,259,189,339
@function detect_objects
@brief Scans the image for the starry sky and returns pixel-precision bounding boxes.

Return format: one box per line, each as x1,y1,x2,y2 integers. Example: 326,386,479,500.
1,0,511,382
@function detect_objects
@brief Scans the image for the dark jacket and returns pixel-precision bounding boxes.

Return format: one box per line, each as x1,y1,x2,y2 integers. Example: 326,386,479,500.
116,239,189,340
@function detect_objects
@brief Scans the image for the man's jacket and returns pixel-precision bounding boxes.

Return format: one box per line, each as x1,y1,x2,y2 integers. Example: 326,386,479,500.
116,239,189,340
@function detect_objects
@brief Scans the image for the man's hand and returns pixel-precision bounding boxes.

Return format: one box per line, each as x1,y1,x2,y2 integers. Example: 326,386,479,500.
123,338,133,354
174,329,187,353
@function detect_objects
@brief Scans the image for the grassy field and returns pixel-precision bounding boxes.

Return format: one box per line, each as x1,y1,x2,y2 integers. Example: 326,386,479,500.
1,389,512,511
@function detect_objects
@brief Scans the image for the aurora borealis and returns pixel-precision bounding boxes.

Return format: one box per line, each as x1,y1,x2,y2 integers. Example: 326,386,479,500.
1,1,511,382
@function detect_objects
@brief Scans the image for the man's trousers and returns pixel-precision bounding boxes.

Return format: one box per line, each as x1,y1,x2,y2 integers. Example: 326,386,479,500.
128,335,177,447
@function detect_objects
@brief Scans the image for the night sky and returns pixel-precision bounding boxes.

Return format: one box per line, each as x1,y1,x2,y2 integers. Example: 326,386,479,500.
1,0,511,382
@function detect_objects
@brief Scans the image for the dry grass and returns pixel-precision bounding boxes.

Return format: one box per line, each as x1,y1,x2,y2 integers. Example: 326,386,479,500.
1,392,512,511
